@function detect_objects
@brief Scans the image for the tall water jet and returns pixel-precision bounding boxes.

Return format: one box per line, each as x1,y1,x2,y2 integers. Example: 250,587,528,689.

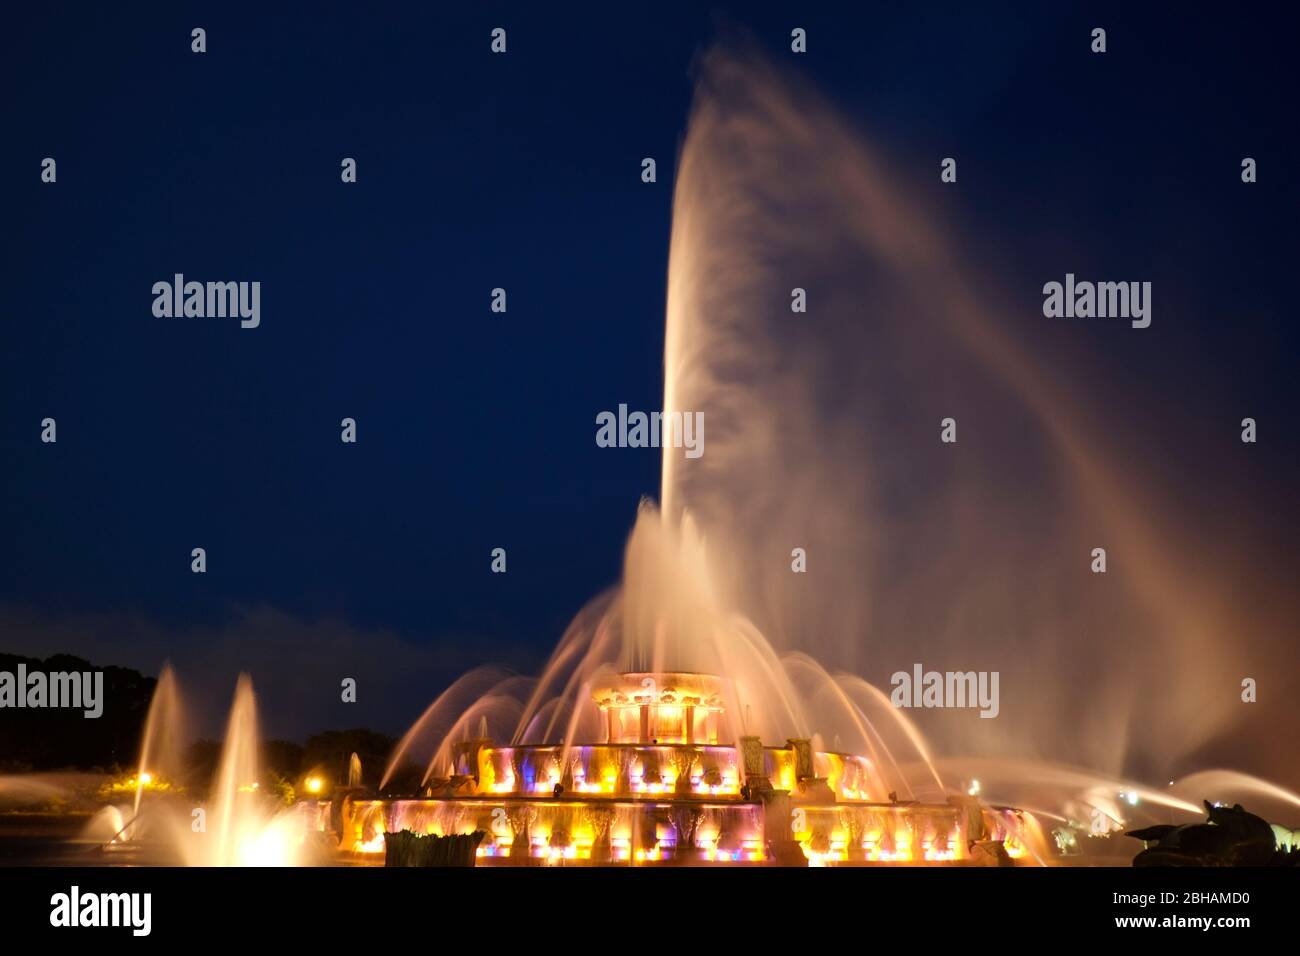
658,40,1255,780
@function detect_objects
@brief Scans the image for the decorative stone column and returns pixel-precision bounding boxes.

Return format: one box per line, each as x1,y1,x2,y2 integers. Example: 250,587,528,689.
787,738,814,779
787,737,834,803
740,735,772,795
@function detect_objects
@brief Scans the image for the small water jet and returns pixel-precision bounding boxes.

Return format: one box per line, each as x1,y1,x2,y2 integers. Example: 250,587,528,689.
129,663,183,838
174,675,320,866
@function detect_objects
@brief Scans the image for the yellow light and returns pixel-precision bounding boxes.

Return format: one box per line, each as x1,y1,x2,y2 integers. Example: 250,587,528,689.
138,772,153,785
355,833,386,854
306,777,323,794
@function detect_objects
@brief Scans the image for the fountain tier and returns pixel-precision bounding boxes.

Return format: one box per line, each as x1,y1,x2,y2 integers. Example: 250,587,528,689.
334,671,1034,865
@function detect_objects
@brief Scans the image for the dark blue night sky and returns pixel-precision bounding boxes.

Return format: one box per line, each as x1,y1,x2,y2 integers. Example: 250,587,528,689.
3,3,1296,739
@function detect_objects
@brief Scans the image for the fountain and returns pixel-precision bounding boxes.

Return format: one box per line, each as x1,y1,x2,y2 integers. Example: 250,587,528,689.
334,40,1297,866
13,39,1294,870
355,654,989,864
100,673,323,866
350,498,1016,865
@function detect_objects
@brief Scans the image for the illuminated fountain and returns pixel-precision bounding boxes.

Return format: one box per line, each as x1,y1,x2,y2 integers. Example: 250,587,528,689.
336,40,1297,866
350,663,1001,865
102,673,323,866
29,40,1288,868
340,506,1042,866
332,43,1053,865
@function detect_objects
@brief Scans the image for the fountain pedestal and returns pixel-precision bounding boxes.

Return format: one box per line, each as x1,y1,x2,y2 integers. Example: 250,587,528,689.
760,790,808,866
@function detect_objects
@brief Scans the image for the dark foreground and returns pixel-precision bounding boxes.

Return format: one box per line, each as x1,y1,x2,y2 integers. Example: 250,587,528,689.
0,857,1284,944
0,814,1287,944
